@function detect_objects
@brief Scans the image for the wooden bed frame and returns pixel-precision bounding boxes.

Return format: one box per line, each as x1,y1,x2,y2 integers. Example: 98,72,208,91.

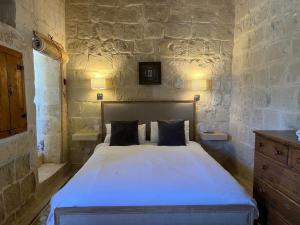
54,101,257,225
55,205,255,225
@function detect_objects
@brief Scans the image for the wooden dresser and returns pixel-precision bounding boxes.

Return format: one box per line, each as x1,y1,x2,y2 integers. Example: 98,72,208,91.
253,131,300,225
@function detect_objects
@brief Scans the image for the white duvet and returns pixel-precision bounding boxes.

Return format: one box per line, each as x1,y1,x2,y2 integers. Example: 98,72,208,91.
47,142,258,225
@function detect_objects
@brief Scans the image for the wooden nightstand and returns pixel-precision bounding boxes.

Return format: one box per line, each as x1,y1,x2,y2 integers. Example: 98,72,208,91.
72,131,101,141
200,132,228,141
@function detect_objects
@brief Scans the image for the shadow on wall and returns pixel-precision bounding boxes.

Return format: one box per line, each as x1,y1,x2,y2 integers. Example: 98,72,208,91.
0,0,16,28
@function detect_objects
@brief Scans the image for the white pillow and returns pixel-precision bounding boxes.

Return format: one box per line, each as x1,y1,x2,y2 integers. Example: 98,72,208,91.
104,123,146,144
150,120,190,143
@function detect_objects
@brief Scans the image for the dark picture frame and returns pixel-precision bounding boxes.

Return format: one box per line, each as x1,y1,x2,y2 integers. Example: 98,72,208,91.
139,62,161,85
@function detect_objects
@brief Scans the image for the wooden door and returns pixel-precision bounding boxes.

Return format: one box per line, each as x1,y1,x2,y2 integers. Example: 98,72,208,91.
0,52,10,138
6,53,27,134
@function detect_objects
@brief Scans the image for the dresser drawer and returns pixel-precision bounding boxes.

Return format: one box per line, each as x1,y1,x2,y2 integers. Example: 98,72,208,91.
255,153,300,203
254,179,300,225
256,136,289,164
290,148,300,172
267,208,290,225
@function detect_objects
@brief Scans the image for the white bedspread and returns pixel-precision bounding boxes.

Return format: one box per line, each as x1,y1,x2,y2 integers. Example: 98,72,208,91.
47,142,258,225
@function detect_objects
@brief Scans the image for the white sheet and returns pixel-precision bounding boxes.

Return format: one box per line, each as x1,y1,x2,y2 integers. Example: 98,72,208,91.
47,142,258,225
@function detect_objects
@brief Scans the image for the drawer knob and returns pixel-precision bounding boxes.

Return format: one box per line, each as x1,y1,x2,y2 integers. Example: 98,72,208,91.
258,186,264,193
274,149,282,155
259,142,264,147
261,165,268,170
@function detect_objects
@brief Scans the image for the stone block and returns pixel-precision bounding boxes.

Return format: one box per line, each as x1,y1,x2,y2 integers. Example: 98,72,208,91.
211,93,222,106
77,23,93,39
188,40,205,57
20,172,36,204
119,0,143,6
15,154,30,180
0,161,14,190
212,24,234,40
90,6,117,23
123,24,143,40
263,109,283,130
66,23,77,38
159,39,188,57
94,23,118,39
67,39,88,53
191,23,213,39
145,5,169,22
88,39,102,55
282,112,300,129
114,40,133,53
267,41,289,62
144,22,164,39
269,62,286,85
270,87,300,111
168,6,192,22
216,108,229,122
67,54,89,70
116,6,142,23
292,38,300,57
66,4,89,21
90,0,118,5
253,68,269,87
287,61,300,83
221,41,233,58
165,23,191,39
254,89,270,108
0,195,4,224
134,40,153,54
3,183,20,213
192,7,218,23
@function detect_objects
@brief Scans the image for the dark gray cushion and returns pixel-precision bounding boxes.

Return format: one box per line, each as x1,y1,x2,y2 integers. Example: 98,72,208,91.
158,120,186,146
110,121,139,146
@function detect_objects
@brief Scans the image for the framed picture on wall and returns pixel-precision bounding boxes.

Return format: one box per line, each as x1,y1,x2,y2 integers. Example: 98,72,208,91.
139,62,161,85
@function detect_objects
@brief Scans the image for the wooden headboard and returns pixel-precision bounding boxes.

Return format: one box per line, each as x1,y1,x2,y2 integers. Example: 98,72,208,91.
101,101,196,141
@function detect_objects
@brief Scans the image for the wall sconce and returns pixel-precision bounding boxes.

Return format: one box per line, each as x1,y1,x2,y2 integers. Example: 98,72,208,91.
91,77,106,100
192,79,209,101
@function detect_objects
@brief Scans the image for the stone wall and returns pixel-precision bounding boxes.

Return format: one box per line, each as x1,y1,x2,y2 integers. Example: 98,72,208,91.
0,0,65,224
66,0,235,168
230,0,300,186
0,0,16,28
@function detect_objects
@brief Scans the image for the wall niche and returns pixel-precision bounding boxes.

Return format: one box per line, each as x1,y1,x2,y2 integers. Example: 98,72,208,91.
0,0,16,28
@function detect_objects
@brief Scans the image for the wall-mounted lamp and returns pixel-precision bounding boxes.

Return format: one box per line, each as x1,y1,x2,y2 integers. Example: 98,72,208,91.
192,79,209,101
91,77,106,100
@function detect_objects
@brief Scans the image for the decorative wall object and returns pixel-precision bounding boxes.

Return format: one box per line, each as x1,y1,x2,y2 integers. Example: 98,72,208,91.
139,62,161,85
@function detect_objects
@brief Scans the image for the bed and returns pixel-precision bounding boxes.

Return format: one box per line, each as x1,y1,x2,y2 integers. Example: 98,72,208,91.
48,101,258,225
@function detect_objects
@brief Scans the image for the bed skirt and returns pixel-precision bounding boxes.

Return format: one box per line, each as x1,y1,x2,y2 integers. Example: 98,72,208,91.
54,205,256,225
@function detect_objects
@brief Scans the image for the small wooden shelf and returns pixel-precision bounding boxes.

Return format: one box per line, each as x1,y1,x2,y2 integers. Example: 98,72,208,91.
200,132,228,141
72,131,100,141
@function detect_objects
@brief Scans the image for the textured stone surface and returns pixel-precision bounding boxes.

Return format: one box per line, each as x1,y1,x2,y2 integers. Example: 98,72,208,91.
20,172,35,204
0,162,14,190
66,0,235,167
3,183,20,213
0,0,66,224
0,195,5,224
15,154,30,180
230,0,300,186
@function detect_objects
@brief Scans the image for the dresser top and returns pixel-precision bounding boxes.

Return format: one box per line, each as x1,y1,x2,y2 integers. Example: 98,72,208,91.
254,130,300,149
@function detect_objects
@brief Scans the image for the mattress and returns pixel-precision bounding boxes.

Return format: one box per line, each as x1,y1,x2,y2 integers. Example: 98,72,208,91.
47,142,258,225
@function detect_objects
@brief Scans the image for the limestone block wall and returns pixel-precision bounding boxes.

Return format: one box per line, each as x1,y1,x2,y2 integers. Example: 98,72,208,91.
66,0,235,167
230,0,300,185
0,0,65,224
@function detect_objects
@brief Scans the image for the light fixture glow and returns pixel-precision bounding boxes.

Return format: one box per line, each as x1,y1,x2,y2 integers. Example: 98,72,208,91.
91,77,106,100
91,77,106,90
192,79,209,91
